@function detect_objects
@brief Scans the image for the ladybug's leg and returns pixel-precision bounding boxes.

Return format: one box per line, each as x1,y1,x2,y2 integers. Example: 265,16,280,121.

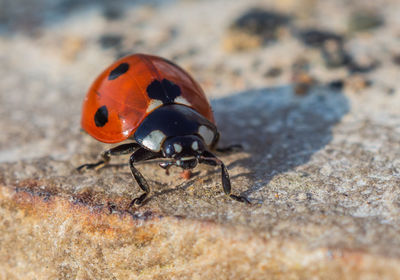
129,148,162,207
159,161,175,175
211,132,243,154
215,144,243,154
77,143,140,171
199,151,250,204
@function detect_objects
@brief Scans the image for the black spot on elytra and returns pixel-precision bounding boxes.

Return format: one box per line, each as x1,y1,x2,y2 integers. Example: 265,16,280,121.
94,106,108,127
146,79,181,104
108,63,129,80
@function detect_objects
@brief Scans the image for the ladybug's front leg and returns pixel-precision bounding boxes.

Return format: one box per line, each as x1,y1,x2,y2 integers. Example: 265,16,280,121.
77,143,140,171
159,161,174,175
128,148,162,207
199,151,250,204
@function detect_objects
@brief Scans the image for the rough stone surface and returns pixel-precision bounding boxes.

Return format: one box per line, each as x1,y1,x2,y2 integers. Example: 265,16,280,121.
1,0,400,279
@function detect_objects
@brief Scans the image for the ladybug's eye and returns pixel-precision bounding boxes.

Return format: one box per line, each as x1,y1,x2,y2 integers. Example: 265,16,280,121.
164,145,174,156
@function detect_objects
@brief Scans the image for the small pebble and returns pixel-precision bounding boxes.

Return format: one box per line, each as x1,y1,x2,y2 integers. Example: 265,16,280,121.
264,67,283,78
102,5,123,20
224,8,289,51
291,58,315,95
328,80,344,91
231,8,289,38
386,87,395,95
346,75,372,92
298,29,343,48
321,39,351,68
292,72,315,95
348,10,384,32
297,29,350,68
223,30,263,52
392,54,400,66
292,58,310,72
99,34,123,49
347,55,379,73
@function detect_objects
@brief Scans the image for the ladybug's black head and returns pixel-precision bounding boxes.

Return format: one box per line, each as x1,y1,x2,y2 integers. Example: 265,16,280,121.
161,135,205,169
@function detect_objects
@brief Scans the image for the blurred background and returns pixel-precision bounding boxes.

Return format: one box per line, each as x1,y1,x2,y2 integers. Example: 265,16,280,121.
2,0,398,92
1,0,399,162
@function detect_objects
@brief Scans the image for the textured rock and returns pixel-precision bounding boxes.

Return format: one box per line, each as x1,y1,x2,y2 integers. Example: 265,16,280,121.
1,0,400,279
1,185,400,279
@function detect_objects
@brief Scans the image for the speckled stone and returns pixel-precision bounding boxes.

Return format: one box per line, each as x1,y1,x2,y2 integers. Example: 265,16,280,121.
1,0,400,279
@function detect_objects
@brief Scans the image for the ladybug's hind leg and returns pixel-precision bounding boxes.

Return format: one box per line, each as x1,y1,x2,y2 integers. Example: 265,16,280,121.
128,148,162,207
215,144,243,154
77,143,141,172
211,132,242,154
199,151,250,204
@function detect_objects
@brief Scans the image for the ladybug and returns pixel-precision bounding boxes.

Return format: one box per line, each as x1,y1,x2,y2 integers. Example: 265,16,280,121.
78,54,249,206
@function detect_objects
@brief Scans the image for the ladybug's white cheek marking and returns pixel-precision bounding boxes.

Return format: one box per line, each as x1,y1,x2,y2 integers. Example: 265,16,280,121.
191,141,199,151
174,96,191,106
146,100,163,113
198,125,214,146
142,130,166,152
173,143,183,153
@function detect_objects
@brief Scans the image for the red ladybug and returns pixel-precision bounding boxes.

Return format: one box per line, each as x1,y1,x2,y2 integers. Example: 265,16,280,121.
78,54,249,206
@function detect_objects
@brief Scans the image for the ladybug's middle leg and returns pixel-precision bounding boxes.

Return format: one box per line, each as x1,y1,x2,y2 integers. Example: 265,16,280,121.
77,142,141,171
128,148,162,207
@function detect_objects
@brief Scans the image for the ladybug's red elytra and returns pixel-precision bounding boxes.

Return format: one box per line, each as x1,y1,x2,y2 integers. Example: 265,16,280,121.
78,54,249,206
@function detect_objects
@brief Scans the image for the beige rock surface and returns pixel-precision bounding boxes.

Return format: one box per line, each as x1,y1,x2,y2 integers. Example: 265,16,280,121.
1,0,400,279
